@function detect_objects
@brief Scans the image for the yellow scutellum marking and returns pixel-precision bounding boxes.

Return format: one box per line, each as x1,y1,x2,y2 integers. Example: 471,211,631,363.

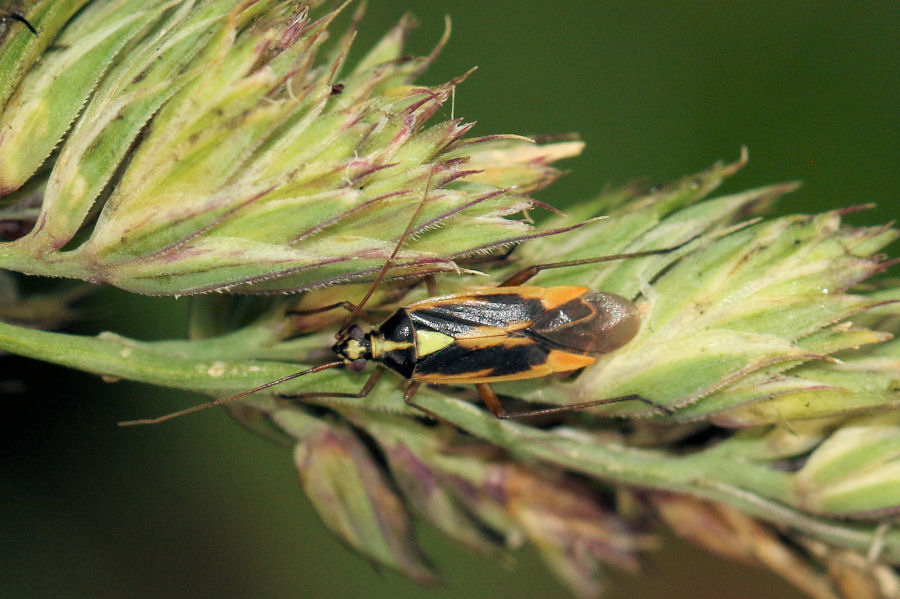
414,330,455,357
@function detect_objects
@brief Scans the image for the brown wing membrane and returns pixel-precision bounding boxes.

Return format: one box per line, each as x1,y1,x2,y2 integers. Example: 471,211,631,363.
528,291,640,355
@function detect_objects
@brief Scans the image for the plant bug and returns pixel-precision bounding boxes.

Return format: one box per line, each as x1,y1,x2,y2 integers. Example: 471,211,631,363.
120,169,687,426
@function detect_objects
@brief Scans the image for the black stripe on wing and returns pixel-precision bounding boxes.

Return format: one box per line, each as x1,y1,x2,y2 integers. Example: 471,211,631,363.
414,337,550,378
408,294,545,338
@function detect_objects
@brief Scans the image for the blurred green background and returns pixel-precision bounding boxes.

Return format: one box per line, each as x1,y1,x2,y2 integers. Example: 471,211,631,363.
3,1,898,598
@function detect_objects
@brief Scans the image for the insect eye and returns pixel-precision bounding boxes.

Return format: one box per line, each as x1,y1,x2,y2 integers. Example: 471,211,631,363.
349,358,367,372
349,325,364,340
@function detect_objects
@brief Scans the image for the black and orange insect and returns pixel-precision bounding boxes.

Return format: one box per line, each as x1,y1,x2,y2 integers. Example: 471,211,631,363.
121,172,684,426
319,279,660,420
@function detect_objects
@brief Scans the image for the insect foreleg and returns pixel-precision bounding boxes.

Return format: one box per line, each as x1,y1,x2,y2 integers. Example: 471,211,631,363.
279,365,384,401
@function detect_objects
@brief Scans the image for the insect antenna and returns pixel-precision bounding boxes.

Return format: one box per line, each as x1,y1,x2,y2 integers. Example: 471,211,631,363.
118,360,345,426
120,165,440,426
337,164,437,336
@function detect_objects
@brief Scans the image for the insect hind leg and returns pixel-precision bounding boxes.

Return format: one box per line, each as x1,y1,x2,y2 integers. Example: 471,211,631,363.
499,238,696,287
476,383,508,419
413,384,672,421
497,390,673,419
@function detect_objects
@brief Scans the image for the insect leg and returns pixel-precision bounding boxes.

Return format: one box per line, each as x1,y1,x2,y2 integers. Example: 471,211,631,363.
499,239,694,287
280,365,384,401
424,275,439,296
287,301,378,325
401,381,455,424
476,383,508,419
409,384,671,421
288,273,438,331
502,393,673,419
